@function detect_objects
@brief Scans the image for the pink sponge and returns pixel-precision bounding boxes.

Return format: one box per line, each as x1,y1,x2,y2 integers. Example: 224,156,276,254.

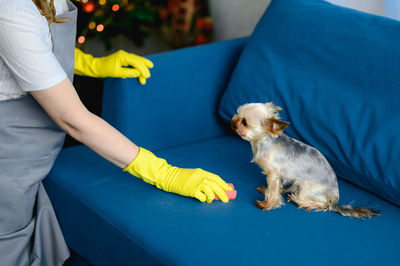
215,183,237,200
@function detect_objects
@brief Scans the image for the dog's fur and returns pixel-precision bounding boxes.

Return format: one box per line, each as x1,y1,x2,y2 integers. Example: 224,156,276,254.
231,102,380,218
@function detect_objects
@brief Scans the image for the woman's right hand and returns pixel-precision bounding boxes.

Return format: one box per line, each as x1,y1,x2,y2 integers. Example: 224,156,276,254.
124,148,233,203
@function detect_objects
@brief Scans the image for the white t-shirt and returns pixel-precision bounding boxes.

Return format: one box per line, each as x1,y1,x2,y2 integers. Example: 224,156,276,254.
0,0,69,101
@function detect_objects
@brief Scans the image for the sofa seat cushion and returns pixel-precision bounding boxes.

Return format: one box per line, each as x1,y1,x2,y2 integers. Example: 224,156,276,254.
219,0,400,205
45,135,400,266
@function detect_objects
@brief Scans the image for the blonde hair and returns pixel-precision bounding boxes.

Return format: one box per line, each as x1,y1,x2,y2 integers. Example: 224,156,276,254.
32,0,71,26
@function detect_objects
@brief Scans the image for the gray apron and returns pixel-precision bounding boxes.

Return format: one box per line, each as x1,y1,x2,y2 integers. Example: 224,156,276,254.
0,1,77,265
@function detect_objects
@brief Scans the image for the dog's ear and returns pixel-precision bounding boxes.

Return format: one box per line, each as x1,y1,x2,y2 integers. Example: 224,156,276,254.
263,117,290,136
264,102,282,115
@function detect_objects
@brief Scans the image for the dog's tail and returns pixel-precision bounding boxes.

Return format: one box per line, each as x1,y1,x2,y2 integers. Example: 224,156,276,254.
329,202,380,219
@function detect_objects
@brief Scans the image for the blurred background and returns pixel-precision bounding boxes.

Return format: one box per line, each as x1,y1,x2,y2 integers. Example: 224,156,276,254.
67,0,400,146
73,0,400,57
73,0,271,56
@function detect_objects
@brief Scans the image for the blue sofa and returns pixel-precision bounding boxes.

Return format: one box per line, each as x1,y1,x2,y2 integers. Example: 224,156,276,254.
46,1,400,265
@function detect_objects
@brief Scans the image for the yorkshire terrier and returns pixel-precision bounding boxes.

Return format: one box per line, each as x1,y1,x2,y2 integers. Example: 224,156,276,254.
231,102,380,218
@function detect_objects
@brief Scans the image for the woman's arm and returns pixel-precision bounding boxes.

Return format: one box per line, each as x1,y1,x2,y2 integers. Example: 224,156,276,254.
30,77,139,169
31,77,232,202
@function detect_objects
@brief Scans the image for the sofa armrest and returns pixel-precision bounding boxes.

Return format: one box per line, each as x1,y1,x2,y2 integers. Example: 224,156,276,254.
102,38,246,151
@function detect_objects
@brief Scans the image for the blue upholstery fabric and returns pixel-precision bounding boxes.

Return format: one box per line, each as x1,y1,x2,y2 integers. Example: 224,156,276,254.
46,136,400,266
219,0,400,205
102,38,246,151
63,250,91,266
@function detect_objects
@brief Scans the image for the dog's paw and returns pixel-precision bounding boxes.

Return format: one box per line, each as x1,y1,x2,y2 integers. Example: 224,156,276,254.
287,194,295,202
256,186,267,194
254,199,282,210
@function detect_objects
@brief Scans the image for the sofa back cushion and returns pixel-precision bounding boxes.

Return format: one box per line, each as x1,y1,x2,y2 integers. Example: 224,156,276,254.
219,0,400,205
102,38,246,151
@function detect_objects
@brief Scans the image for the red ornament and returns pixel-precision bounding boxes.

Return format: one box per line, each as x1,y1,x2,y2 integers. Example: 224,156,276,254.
195,33,209,45
196,17,205,29
82,0,96,13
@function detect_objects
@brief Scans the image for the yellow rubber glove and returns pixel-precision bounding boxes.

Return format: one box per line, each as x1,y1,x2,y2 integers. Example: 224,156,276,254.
124,148,233,203
74,48,154,84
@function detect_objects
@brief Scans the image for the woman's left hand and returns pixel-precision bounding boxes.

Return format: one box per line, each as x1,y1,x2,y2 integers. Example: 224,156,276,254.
74,48,154,84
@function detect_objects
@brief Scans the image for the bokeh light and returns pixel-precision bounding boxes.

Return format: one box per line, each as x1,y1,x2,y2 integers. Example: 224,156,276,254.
96,24,104,32
112,4,120,12
88,21,96,30
77,36,85,44
82,1,96,13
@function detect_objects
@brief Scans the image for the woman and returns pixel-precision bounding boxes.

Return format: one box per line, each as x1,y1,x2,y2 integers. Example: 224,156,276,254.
0,0,232,265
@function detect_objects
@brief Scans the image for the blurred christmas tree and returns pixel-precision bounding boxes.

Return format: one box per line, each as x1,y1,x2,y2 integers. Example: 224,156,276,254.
74,0,213,50
160,0,213,48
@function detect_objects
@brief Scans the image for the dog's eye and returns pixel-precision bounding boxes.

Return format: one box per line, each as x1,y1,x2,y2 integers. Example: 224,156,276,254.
241,118,247,126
